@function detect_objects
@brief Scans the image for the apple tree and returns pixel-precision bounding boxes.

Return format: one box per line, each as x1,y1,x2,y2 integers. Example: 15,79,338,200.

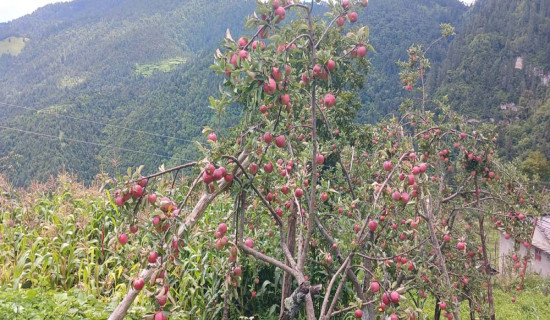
107,1,548,320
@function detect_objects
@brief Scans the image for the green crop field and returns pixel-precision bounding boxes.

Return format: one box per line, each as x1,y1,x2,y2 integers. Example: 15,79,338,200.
135,57,187,77
0,37,29,56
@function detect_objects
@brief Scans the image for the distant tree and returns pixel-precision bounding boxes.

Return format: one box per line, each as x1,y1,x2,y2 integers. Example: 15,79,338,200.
522,150,550,181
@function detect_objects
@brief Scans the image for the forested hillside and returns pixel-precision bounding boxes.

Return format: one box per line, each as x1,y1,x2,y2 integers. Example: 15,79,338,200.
0,0,466,186
433,0,550,179
0,0,255,185
358,0,465,122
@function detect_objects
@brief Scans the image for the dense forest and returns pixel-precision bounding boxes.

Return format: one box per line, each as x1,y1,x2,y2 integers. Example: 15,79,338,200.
0,0,549,185
0,0,467,185
433,0,550,179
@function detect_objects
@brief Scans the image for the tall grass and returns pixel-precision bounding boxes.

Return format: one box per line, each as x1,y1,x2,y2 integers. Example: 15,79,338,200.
0,173,282,318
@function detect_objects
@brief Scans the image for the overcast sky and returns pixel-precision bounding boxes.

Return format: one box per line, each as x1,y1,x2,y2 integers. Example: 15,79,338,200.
0,0,72,23
0,0,477,23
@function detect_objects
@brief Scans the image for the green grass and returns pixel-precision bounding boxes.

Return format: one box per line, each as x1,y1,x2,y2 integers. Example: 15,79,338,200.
4,278,549,320
416,275,550,319
0,37,29,56
0,287,154,320
0,287,112,320
135,57,187,77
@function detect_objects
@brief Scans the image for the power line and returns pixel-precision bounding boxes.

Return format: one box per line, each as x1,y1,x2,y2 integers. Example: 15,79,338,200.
0,124,196,163
0,101,205,145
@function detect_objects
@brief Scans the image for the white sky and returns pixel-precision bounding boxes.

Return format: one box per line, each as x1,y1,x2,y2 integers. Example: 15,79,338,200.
0,0,72,23
0,0,476,23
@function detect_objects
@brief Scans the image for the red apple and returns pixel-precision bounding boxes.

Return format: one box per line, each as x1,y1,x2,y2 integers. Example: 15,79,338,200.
147,193,157,204
301,72,310,84
157,295,167,306
264,161,274,173
229,54,238,67
354,309,363,318
392,191,401,201
326,59,336,71
316,154,325,164
368,220,378,232
264,132,273,144
245,238,254,248
382,292,390,305
129,225,139,234
208,133,217,142
419,163,427,173
274,7,286,22
220,236,228,246
115,196,124,206
295,188,304,198
212,169,223,181
118,233,128,245
154,311,167,320
313,64,322,77
234,266,242,277
281,185,289,194
349,12,358,23
357,45,367,57
131,185,143,198
204,164,215,175
280,94,290,106
324,93,336,107
263,78,277,95
390,291,400,303
275,135,286,148
203,171,213,184
138,178,147,188
272,67,283,81
148,252,159,264
217,223,228,235
133,277,145,290
238,37,247,47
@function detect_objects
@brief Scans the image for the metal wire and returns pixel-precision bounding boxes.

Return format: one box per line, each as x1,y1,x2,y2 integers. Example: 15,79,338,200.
0,124,196,162
0,101,205,145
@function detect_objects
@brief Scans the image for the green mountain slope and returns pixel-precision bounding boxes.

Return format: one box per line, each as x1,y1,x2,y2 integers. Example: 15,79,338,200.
0,0,255,185
359,0,466,123
0,0,466,185
433,0,550,172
